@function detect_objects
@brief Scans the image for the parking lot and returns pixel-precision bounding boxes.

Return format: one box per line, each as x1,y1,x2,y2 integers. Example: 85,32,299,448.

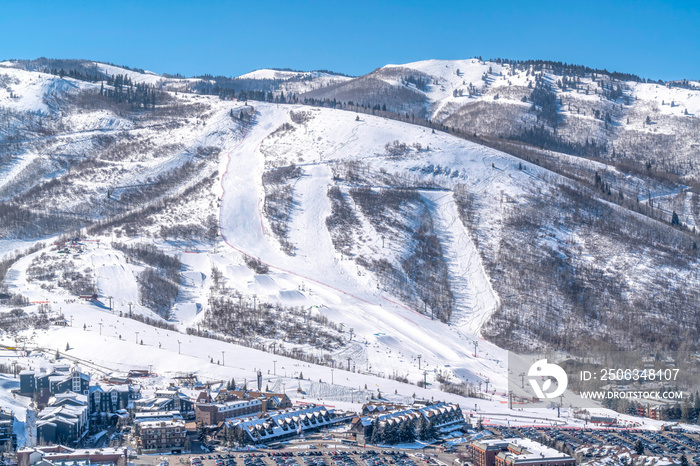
488,425,700,464
134,443,457,466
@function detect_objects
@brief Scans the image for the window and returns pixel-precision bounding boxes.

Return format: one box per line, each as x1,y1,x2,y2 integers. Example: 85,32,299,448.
72,374,81,392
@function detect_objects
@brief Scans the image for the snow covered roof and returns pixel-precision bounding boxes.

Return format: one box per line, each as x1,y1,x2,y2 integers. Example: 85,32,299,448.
496,438,574,462
133,411,182,423
48,375,71,384
226,405,335,442
50,392,88,405
103,384,131,393
215,399,261,410
38,403,87,426
137,418,185,429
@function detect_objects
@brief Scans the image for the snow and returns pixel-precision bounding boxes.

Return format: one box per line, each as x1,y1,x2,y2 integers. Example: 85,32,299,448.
0,374,32,446
91,62,165,86
0,65,88,113
237,69,307,81
429,194,499,335
634,82,700,116
0,64,696,446
374,58,700,142
94,250,143,311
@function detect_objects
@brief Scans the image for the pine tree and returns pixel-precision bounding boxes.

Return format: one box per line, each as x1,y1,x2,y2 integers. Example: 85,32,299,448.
398,419,416,443
418,416,433,440
672,211,680,225
384,422,398,445
370,422,383,444
635,439,644,455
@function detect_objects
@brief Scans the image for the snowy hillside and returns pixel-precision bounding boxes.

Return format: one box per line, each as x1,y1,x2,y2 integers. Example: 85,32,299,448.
1,59,698,354
1,59,700,445
300,58,700,227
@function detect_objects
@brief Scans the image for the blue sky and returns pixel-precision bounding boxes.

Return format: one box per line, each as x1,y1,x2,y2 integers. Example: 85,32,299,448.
1,0,698,80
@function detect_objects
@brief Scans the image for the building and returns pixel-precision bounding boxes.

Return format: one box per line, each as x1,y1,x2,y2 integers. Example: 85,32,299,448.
0,410,17,451
36,392,89,445
195,399,262,425
18,445,126,466
352,402,465,444
20,366,90,405
361,402,406,416
471,438,574,466
418,403,465,432
213,390,292,411
135,419,186,454
471,439,512,466
220,405,339,445
89,384,141,414
133,387,193,415
589,416,616,426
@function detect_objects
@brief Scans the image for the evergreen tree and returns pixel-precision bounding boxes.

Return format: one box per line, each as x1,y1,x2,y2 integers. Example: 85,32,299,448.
672,211,680,225
384,422,398,445
635,439,644,455
398,419,416,443
417,416,436,441
681,401,691,422
196,422,206,442
370,422,383,444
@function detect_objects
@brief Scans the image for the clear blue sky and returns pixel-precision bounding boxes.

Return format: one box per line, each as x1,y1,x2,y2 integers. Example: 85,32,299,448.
1,0,698,81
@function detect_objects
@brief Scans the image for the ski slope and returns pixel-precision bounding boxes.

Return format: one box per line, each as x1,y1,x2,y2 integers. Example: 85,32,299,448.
216,103,555,393
2,62,697,444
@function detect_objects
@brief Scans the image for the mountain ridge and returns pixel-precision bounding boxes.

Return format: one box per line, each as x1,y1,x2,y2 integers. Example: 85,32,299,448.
1,56,698,360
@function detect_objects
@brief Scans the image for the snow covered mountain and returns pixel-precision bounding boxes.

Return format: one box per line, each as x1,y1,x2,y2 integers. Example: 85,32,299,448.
302,58,700,176
302,58,700,227
0,58,699,441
